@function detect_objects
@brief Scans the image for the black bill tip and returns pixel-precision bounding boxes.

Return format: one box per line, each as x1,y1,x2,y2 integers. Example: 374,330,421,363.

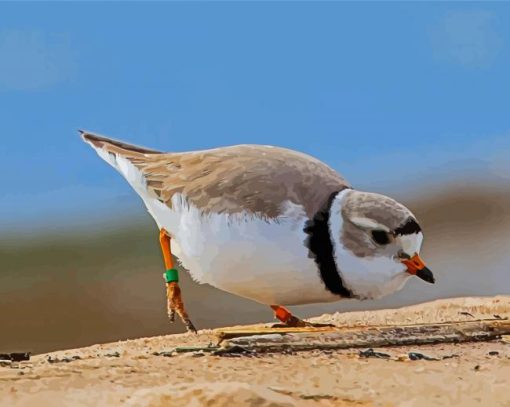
416,267,435,284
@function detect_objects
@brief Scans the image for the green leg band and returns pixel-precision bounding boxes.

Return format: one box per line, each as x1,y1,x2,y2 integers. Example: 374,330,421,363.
164,268,179,283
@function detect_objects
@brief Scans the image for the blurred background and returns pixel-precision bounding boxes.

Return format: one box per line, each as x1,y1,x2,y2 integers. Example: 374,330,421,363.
1,3,510,354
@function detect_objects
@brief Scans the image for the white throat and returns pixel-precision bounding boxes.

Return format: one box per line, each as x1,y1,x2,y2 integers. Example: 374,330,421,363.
328,190,411,300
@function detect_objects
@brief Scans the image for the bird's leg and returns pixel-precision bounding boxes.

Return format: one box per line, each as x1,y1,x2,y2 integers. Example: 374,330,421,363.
270,305,335,328
159,229,197,333
270,305,307,327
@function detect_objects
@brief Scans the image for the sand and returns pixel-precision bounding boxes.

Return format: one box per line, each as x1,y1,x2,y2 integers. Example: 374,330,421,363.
1,296,509,407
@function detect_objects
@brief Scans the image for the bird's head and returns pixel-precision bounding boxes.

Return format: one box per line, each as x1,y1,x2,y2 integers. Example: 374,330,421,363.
330,189,434,299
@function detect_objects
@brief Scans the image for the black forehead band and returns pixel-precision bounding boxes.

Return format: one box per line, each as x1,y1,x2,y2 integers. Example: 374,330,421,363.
394,218,422,236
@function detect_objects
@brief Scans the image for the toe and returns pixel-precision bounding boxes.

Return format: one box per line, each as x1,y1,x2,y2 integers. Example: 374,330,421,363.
184,319,197,334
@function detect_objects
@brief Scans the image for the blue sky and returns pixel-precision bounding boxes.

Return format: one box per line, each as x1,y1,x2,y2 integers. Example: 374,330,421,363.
1,2,509,229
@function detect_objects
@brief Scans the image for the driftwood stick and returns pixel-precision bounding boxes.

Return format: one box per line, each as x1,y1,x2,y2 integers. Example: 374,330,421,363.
215,319,510,353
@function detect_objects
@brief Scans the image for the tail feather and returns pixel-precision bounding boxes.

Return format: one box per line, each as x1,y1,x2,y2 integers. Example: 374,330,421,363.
80,130,162,195
80,130,162,155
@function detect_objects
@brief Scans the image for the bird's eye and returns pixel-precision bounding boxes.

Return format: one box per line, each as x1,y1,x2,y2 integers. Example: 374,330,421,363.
371,230,391,245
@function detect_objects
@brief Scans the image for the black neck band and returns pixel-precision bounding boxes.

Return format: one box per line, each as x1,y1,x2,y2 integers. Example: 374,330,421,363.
303,190,353,298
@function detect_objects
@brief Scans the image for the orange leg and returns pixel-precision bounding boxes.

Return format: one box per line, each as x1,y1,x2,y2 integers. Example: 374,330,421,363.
270,305,335,328
159,229,196,333
270,305,307,327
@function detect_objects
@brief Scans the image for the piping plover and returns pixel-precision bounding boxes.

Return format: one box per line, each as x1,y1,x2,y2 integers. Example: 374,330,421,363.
82,131,435,331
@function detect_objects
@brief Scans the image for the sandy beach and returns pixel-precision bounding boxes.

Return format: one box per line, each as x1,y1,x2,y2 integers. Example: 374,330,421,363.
1,296,509,407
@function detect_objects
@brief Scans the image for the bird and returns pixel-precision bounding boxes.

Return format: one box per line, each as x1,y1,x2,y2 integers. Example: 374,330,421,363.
81,131,435,332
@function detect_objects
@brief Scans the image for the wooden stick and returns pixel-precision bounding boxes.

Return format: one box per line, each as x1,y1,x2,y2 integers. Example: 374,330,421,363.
215,319,510,353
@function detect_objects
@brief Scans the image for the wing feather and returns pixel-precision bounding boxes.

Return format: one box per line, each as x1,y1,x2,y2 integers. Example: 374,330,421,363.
82,131,350,218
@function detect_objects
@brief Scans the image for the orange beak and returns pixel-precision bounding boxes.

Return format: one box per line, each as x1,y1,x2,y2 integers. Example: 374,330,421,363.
402,254,435,284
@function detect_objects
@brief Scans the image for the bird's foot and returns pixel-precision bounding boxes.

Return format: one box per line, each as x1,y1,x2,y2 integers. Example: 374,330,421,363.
271,319,336,328
270,305,335,328
166,282,197,334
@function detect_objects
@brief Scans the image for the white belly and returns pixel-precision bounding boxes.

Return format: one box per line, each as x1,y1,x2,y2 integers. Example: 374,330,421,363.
144,194,340,305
